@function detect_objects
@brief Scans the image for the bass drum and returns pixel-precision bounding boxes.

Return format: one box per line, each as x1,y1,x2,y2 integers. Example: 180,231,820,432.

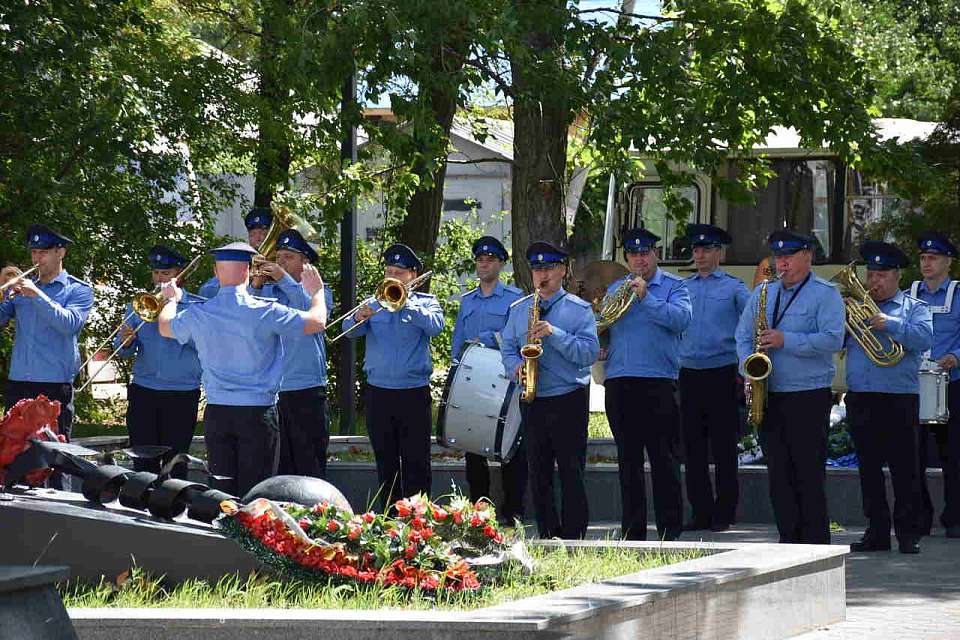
919,367,950,425
437,343,522,463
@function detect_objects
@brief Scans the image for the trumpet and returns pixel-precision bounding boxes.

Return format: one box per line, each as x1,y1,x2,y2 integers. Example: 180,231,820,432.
326,271,433,343
76,254,204,393
0,265,39,298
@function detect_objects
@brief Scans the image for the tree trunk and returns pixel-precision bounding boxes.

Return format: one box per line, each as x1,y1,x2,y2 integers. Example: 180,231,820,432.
397,39,466,267
253,0,292,209
508,0,571,292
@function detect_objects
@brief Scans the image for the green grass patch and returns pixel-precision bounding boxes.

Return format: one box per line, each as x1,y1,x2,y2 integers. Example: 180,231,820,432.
588,412,612,439
61,544,700,611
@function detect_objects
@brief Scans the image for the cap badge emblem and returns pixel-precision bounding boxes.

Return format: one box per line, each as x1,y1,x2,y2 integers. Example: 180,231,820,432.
778,240,784,248
875,255,881,262
537,254,543,261
927,240,933,247
33,235,39,241
394,254,400,260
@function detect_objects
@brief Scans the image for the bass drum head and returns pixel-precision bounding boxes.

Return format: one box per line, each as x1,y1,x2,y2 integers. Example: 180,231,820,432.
438,343,509,457
919,369,950,425
496,383,523,463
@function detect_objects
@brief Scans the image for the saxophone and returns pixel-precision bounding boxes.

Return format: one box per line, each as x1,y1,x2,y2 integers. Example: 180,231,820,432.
744,276,776,428
519,288,544,403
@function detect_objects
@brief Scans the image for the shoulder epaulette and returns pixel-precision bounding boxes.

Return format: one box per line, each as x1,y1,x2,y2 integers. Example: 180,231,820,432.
504,284,523,295
813,276,838,288
661,270,684,281
566,294,592,309
413,291,437,299
66,274,92,288
510,293,535,308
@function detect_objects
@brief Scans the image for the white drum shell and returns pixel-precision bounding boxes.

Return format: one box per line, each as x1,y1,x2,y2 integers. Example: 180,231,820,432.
437,344,522,462
919,368,950,425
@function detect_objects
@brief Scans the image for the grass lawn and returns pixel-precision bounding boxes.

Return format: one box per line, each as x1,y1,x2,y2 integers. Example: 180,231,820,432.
61,543,699,611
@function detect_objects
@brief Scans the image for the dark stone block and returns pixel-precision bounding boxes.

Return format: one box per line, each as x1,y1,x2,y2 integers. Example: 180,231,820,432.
0,566,77,640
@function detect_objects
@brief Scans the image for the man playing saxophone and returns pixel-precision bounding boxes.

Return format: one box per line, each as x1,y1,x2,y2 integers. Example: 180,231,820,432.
844,241,931,555
602,228,691,541
735,230,844,544
678,224,749,533
500,241,599,539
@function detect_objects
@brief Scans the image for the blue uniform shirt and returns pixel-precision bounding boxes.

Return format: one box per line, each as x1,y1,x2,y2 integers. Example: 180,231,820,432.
604,268,693,381
342,292,444,389
0,270,94,383
912,278,960,382
169,285,308,406
270,273,334,392
735,275,845,392
114,294,204,391
199,276,277,300
501,288,599,397
451,281,524,360
679,270,750,370
844,291,933,394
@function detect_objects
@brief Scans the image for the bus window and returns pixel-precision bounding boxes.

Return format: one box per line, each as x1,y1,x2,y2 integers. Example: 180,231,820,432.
623,183,701,263
725,159,841,265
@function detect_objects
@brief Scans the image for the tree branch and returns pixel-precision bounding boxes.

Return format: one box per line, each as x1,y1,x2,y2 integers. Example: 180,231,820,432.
575,7,679,23
463,58,515,98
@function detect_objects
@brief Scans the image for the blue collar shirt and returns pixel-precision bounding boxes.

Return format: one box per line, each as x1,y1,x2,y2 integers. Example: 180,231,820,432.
679,269,750,370
451,281,524,360
169,285,307,406
341,292,444,389
500,288,599,397
735,275,845,392
0,270,94,383
114,293,204,391
912,278,960,382
604,268,693,381
845,291,932,394
271,273,334,392
199,276,277,301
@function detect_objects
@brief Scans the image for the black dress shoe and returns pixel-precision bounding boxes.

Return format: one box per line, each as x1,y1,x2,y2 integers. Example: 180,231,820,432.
898,538,921,554
850,536,891,552
946,525,960,539
682,519,710,531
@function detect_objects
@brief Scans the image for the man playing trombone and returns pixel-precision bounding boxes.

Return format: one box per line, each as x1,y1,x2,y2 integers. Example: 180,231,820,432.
844,241,931,554
341,243,443,510
114,245,204,478
0,225,93,460
158,241,328,497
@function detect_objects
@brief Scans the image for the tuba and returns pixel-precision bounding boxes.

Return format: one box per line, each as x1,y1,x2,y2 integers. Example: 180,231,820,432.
831,262,904,367
744,275,776,428
251,205,319,277
519,288,544,403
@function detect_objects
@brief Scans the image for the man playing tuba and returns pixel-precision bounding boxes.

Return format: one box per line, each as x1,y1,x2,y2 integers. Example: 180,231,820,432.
844,241,932,555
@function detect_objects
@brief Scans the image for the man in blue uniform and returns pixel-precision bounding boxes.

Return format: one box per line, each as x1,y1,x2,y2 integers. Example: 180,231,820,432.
735,230,845,544
1,224,94,443
451,236,525,523
199,207,274,298
256,229,334,479
912,231,960,539
501,241,599,539
678,224,750,532
115,245,204,478
342,243,444,509
845,241,932,554
603,228,692,541
158,241,328,497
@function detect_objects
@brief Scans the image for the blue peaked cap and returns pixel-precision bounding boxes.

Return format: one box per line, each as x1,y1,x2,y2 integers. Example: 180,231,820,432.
472,236,509,261
768,230,813,256
860,240,908,270
917,231,957,257
148,245,187,269
277,229,318,262
383,243,423,272
26,224,72,249
244,207,273,230
623,228,660,253
526,241,568,267
210,241,257,262
686,224,732,247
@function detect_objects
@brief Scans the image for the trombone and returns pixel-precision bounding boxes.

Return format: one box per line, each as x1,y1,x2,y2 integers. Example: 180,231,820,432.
76,254,204,393
326,271,433,343
0,265,39,299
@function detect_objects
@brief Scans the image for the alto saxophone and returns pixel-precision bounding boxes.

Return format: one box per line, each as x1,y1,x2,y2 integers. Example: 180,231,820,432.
519,287,544,403
744,275,777,428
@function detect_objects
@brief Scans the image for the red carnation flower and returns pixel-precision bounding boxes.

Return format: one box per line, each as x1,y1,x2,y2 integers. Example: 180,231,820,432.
327,520,341,532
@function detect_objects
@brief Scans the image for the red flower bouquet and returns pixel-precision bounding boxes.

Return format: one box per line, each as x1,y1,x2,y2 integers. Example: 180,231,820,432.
218,493,529,592
0,395,63,487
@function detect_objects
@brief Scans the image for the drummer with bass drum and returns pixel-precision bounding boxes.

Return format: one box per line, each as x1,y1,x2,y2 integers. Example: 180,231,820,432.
912,231,960,539
450,236,526,523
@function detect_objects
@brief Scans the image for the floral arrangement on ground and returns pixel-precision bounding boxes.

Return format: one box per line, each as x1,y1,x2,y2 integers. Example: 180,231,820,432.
217,493,531,593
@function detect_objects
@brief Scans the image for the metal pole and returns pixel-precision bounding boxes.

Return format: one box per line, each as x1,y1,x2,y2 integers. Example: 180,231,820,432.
337,70,358,435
